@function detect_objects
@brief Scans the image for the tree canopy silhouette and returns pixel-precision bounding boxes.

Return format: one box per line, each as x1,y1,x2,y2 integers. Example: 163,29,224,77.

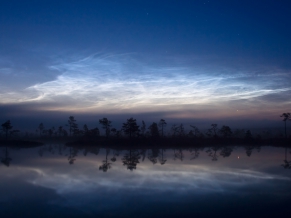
148,122,159,138
122,118,140,139
99,118,112,138
68,116,78,137
141,120,146,136
206,124,218,138
159,119,167,137
1,120,13,140
280,113,290,138
37,123,44,137
189,125,200,137
219,125,232,138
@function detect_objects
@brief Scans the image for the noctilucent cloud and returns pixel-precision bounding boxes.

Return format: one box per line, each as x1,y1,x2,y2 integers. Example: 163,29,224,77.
0,0,291,124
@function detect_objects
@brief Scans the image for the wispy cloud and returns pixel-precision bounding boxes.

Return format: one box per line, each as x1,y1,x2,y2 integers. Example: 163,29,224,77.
0,53,290,115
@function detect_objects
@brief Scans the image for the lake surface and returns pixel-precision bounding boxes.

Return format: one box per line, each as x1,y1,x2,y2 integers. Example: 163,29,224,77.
1,144,291,217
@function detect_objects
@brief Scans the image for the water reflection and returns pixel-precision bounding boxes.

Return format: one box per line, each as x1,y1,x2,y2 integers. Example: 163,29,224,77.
148,148,159,164
2,144,290,172
282,146,291,169
189,147,202,160
1,146,12,167
38,143,68,157
67,147,78,164
159,149,167,165
1,144,291,217
220,146,233,158
244,145,261,157
204,146,235,161
145,148,167,165
173,149,184,161
122,149,141,170
99,148,112,172
206,146,220,161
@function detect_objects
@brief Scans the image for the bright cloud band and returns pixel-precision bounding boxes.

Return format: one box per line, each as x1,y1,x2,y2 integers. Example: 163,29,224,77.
0,53,290,115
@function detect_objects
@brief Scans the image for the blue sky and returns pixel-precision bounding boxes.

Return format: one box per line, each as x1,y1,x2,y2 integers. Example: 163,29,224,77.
1,0,291,129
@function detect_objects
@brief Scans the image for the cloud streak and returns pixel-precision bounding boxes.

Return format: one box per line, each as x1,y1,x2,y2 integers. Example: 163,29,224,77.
0,53,290,116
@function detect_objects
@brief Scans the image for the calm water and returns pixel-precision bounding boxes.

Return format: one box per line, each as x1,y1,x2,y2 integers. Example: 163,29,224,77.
1,144,291,217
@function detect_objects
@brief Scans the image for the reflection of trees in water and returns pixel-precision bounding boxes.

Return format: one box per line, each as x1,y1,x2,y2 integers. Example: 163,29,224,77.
38,144,102,165
111,149,120,162
158,149,167,165
32,144,289,170
99,148,112,172
206,147,220,161
282,159,291,169
220,146,233,158
148,149,159,164
189,147,203,160
83,147,100,156
1,147,12,167
58,144,66,155
122,149,141,171
173,149,184,161
48,144,55,154
147,148,167,165
244,145,261,157
206,146,234,160
282,147,291,169
140,149,147,162
38,144,68,157
67,147,79,164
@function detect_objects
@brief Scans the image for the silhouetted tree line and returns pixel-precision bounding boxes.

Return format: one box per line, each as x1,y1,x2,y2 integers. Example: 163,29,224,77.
1,112,291,146
0,120,20,140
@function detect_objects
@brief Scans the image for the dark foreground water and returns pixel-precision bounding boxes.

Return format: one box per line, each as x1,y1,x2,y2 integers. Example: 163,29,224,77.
0,144,291,217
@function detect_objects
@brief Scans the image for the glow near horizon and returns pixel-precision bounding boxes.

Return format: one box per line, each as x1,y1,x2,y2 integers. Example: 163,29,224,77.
0,53,290,117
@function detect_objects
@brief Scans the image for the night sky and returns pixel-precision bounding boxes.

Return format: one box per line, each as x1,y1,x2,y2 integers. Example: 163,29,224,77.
1,0,291,130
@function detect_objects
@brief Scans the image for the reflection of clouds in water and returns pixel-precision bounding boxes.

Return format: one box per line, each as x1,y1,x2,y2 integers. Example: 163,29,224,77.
19,164,291,195
0,53,290,112
1,146,290,214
